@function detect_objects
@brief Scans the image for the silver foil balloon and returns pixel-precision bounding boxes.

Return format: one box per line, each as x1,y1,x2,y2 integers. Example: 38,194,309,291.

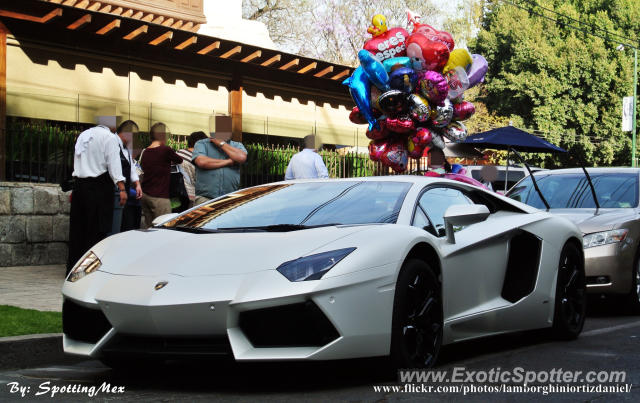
443,121,468,142
430,132,446,149
431,99,454,128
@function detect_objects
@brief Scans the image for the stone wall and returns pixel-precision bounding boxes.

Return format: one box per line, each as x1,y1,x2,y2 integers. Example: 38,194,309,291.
0,182,70,267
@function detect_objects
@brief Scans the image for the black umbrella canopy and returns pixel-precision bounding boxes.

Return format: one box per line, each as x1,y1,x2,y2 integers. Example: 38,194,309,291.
463,126,566,153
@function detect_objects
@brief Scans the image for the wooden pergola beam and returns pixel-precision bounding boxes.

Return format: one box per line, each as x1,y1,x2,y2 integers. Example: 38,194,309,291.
151,16,164,25
298,62,317,74
182,22,194,31
161,18,174,27
87,2,101,11
241,50,261,63
149,31,173,46
141,13,154,22
96,18,120,35
261,54,281,67
220,45,241,59
99,5,112,13
314,65,333,78
0,8,63,24
62,0,77,6
75,0,90,9
279,58,300,71
67,14,91,30
197,41,220,55
110,6,123,15
171,20,184,30
175,36,197,50
331,69,350,80
131,11,143,19
123,24,148,40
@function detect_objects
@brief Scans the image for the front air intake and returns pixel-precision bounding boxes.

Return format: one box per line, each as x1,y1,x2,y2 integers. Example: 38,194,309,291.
62,299,112,343
239,301,340,347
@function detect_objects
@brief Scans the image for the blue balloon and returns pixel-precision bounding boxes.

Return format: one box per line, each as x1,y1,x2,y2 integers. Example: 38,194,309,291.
383,57,411,72
357,49,390,92
343,67,379,131
451,163,464,174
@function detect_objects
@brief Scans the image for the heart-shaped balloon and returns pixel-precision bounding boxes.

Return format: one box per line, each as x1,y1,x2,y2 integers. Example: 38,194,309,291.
412,24,454,52
418,70,448,106
406,33,450,73
445,66,470,100
363,27,409,62
443,48,473,73
366,120,389,140
389,67,418,93
380,139,409,172
368,139,389,161
431,99,454,128
411,127,433,147
407,137,426,159
452,101,476,121
385,116,415,133
377,89,409,117
467,54,489,88
408,94,431,122
443,121,468,142
349,106,368,125
358,49,390,91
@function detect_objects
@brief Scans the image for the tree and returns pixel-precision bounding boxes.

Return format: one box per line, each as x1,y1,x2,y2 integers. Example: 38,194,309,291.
472,0,639,167
244,0,439,65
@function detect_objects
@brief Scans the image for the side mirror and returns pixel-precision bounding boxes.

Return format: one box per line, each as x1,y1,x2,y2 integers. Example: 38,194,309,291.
443,204,490,244
152,213,179,226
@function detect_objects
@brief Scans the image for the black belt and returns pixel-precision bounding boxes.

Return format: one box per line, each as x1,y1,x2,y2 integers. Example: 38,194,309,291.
74,172,111,183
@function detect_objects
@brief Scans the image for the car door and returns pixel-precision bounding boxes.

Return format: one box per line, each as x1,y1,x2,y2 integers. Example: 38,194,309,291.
412,185,513,332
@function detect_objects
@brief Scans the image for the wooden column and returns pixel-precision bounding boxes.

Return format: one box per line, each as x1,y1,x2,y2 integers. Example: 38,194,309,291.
0,22,7,181
228,74,242,142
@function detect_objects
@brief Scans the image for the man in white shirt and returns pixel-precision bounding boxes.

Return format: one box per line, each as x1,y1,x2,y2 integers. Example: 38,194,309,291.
109,120,143,235
285,135,329,180
67,123,126,274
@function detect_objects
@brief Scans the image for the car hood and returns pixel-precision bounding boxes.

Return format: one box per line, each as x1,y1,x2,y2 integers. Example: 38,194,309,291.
94,226,368,277
549,208,636,234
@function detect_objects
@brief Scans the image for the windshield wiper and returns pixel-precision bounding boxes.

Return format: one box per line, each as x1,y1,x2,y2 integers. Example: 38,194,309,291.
164,226,221,234
581,166,600,210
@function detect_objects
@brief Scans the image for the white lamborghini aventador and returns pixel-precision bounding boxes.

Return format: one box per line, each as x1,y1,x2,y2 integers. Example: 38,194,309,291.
62,177,586,369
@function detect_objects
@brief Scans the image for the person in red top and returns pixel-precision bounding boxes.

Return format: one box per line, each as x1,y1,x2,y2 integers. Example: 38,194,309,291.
139,122,183,227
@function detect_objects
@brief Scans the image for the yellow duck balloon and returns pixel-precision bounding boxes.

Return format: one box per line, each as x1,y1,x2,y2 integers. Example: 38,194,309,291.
367,14,388,37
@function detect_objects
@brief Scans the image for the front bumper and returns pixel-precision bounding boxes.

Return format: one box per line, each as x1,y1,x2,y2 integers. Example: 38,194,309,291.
584,243,634,294
62,263,398,361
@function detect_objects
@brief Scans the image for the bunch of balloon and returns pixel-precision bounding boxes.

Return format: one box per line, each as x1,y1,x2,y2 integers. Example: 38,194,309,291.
344,12,489,172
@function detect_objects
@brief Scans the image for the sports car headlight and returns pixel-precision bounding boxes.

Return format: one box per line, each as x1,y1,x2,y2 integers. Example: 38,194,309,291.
67,251,101,282
583,229,628,249
276,248,356,282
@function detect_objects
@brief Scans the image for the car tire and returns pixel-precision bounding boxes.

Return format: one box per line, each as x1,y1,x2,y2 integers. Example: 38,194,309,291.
390,259,443,369
552,242,587,339
625,249,640,314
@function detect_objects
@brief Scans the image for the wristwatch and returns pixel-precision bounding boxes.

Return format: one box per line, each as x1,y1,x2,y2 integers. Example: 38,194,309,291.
218,141,226,147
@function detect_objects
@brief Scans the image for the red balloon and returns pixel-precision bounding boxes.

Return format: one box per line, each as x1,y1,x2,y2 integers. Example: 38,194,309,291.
413,24,455,52
407,137,425,159
349,106,368,125
368,139,388,161
363,27,409,62
411,127,433,147
384,117,415,133
406,33,450,72
453,101,476,121
366,121,389,140
380,139,409,172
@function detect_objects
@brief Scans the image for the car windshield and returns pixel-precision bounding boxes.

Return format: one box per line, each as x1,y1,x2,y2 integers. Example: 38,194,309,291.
163,181,412,231
507,172,639,209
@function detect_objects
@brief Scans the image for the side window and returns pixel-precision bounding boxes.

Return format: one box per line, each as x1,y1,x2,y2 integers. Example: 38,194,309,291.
417,187,473,237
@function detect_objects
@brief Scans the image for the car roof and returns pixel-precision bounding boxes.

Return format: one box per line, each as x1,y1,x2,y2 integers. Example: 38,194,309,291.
532,167,640,176
271,176,447,186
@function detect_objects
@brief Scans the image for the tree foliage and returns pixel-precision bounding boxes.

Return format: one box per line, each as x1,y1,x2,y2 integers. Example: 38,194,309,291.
472,0,639,167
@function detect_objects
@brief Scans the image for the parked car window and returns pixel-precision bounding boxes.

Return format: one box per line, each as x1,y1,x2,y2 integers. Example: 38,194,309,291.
508,173,639,209
164,181,413,230
418,187,473,237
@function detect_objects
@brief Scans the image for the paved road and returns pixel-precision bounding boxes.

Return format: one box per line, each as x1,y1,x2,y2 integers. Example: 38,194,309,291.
0,299,638,402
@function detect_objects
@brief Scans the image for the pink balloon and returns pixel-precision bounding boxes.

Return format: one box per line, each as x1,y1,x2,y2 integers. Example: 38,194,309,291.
380,139,409,172
368,139,388,161
418,70,448,106
385,117,415,133
453,101,476,121
411,127,433,147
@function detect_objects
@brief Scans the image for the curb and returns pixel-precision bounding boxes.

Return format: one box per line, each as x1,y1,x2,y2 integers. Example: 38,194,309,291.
0,333,83,370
